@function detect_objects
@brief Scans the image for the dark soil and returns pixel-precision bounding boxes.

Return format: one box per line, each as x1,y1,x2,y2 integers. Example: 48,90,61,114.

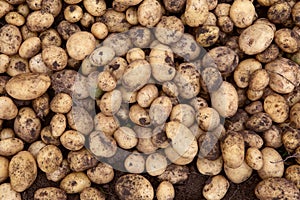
21,162,260,200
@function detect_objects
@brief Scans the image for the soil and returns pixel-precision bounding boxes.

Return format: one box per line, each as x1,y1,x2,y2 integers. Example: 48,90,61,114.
21,161,260,200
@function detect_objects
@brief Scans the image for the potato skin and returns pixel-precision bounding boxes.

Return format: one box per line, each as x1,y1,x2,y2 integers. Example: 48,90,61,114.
34,187,67,200
255,178,300,200
221,131,244,169
0,138,24,156
9,151,37,192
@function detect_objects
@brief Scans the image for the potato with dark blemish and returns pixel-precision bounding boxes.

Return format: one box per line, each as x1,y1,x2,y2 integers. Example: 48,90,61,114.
60,172,91,194
80,187,105,200
87,162,114,184
274,28,300,53
246,112,272,132
203,175,229,200
42,45,68,71
255,44,279,63
98,9,131,33
268,1,291,24
0,25,22,55
103,33,132,56
89,130,117,157
150,96,172,125
163,0,186,13
0,137,24,157
137,0,162,27
97,71,117,92
114,126,138,149
50,93,72,114
57,20,81,40
282,127,300,153
37,145,63,173
196,25,219,47
229,0,256,28
67,148,98,172
197,156,223,176
41,0,62,17
184,0,209,27
264,94,289,123
292,2,300,27
83,0,106,17
158,164,189,184
26,11,54,32
46,159,70,182
129,104,151,126
124,151,145,173
64,5,83,23
198,133,220,161
34,187,67,200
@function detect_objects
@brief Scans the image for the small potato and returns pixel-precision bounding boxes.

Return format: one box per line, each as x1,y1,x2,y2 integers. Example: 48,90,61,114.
137,0,162,27
87,162,114,184
146,153,168,176
103,33,132,57
0,183,21,200
221,131,244,169
184,0,209,27
0,1,13,18
0,128,14,140
136,84,158,108
37,145,63,173
97,71,117,92
66,31,96,61
224,161,253,184
67,106,94,135
29,54,52,75
9,151,37,192
115,174,154,200
198,133,220,160
158,164,189,184
0,138,24,156
255,178,300,200
89,46,115,67
39,29,62,49
258,147,284,179
89,130,117,158
41,0,62,17
26,11,54,32
42,45,68,71
163,0,185,13
80,12,95,28
156,181,175,200
67,148,98,172
50,113,66,138
264,94,289,123
64,5,83,23
247,89,264,101
14,107,41,143
196,156,223,176
57,20,80,40
80,187,105,200
34,187,67,200
114,127,138,149
122,59,151,92
249,69,269,91
126,48,145,64
28,141,46,159
275,28,300,53
94,112,120,135
41,126,60,146
60,172,91,194
203,175,229,200
170,104,195,128
290,103,300,129
246,112,272,132
242,130,264,149
239,23,274,55
91,22,108,39
124,151,145,173
126,7,138,25
245,101,263,115
246,147,263,170
6,55,30,76
263,125,282,148
292,2,300,26
98,90,122,116
149,96,172,126
135,126,157,154
200,66,223,92
196,107,220,131
211,81,238,118
282,127,300,153
0,156,9,183
285,165,300,189
50,93,72,114
0,96,18,120
83,0,106,17
229,0,256,28
60,130,85,151
18,36,41,59
6,73,51,100
46,159,70,182
98,9,131,33
0,25,22,55
256,44,279,63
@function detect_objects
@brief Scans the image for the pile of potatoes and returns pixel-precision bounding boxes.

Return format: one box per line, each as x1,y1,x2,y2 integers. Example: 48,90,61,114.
1,0,300,199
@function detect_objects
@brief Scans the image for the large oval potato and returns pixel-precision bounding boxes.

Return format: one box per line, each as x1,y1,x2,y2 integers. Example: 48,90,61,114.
5,73,51,100
9,151,37,192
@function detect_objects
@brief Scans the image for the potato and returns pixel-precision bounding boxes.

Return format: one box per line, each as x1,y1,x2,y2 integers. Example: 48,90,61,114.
198,133,220,160
41,0,62,17
42,45,68,71
196,156,223,176
246,112,272,132
282,127,300,153
64,5,83,23
0,183,21,200
122,60,151,92
229,0,256,28
0,0,13,18
83,0,106,17
29,54,52,75
265,58,299,94
114,127,138,149
0,25,22,55
164,146,194,165
40,126,60,146
211,81,238,118
60,172,91,194
26,11,54,32
91,22,108,39
9,151,37,192
224,161,253,184
124,151,145,173
80,12,95,28
256,44,279,63
98,90,122,116
135,126,157,154
50,113,66,138
115,174,154,200
6,55,30,76
89,130,117,157
0,96,18,120
103,33,132,56
263,94,289,123
34,187,67,200
14,107,41,143
290,102,300,129
156,181,175,200
202,175,229,200
46,159,70,182
292,2,300,26
258,147,284,179
57,20,80,40
37,145,63,173
66,31,96,61
98,9,130,33
6,73,51,100
87,162,114,184
60,130,85,151
0,138,24,156
246,147,263,170
80,187,105,200
89,46,115,67
196,107,220,131
170,104,195,127
249,69,269,91
239,23,274,55
28,141,46,159
184,0,208,27
263,125,282,148
67,106,94,135
255,178,300,200
67,148,98,172
137,84,159,108
150,96,172,125
0,156,9,183
221,131,244,169
137,0,162,27
50,93,72,114
18,36,41,59
241,130,264,149
94,112,119,135
285,165,300,189
146,153,168,176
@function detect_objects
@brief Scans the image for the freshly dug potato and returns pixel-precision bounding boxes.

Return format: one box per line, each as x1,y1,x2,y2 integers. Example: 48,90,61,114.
170,104,195,128
103,33,132,56
50,93,72,114
239,23,274,55
255,178,300,200
28,141,46,159
40,126,60,146
158,164,189,184
156,181,175,200
98,90,122,116
87,162,114,184
60,172,91,194
94,112,120,135
0,138,24,156
18,36,41,59
137,84,158,108
137,0,162,27
246,112,272,132
242,130,264,149
146,153,168,176
115,174,154,200
67,106,94,135
50,113,66,138
26,11,54,32
0,96,18,120
34,187,67,200
98,9,130,33
263,125,282,148
114,127,138,149
196,156,223,176
196,107,220,131
80,187,105,200
60,130,85,151
264,93,289,123
282,127,300,153
0,183,21,200
198,133,220,160
150,96,173,125
211,81,238,118
202,175,229,200
285,165,300,189
89,130,117,158
14,107,41,143
221,131,244,169
42,45,68,71
67,148,98,172
229,0,256,28
0,24,22,55
184,0,209,27
224,161,253,184
46,159,70,183
246,147,263,170
5,73,51,100
258,147,284,179
9,151,37,192
0,156,9,183
290,102,300,129
124,151,145,173
37,145,63,173
275,28,300,53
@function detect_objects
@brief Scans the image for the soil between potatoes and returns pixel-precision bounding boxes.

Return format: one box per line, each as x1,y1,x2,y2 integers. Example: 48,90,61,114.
21,161,260,200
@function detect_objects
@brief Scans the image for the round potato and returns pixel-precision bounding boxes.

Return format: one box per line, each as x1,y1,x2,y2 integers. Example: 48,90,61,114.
0,96,18,120
37,145,63,173
203,175,230,200
67,148,98,172
87,162,114,184
60,172,91,194
156,181,175,200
